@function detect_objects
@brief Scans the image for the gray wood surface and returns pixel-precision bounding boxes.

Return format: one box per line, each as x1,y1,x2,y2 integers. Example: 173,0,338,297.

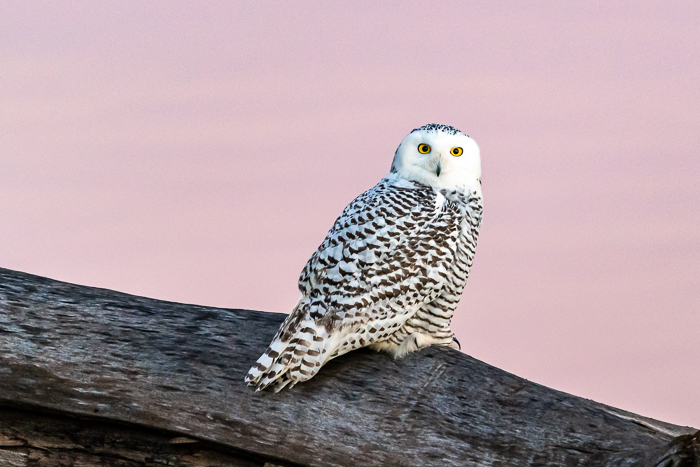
0,406,270,467
0,267,697,466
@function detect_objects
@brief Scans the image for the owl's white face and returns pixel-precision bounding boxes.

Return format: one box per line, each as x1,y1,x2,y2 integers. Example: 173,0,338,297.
389,124,481,194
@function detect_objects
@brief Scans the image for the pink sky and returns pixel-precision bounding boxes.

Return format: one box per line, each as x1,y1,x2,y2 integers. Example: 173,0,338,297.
1,2,699,427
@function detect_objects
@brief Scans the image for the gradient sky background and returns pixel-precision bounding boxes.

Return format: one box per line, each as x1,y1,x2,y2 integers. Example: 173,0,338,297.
1,2,699,427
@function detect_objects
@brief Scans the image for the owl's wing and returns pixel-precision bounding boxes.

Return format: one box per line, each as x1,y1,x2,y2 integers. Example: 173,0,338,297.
299,179,460,312
246,179,462,391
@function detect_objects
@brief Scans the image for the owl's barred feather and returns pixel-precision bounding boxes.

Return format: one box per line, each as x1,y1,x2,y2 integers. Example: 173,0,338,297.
246,124,483,391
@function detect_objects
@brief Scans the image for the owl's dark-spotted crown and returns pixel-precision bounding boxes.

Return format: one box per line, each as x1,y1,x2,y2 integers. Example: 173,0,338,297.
411,123,463,136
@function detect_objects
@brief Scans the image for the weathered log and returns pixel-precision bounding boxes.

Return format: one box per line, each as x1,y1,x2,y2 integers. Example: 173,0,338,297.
0,267,697,467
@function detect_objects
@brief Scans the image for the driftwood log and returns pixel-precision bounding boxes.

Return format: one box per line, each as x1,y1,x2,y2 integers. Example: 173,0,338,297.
0,267,697,467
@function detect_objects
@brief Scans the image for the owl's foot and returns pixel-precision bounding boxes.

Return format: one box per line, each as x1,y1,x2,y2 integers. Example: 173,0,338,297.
387,332,439,358
450,334,461,351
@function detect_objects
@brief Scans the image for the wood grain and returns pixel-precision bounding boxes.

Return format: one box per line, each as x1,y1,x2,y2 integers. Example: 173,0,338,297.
0,267,697,466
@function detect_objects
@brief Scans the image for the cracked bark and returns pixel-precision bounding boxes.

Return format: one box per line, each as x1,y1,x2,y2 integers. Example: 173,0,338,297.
0,267,697,467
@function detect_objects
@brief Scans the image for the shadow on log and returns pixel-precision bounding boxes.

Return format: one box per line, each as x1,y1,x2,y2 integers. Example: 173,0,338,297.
0,267,697,466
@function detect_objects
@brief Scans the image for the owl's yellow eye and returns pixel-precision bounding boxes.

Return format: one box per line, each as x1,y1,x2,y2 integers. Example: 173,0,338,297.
450,147,463,157
418,143,431,154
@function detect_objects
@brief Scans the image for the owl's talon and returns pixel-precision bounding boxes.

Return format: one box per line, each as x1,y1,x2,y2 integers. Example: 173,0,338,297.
451,335,461,351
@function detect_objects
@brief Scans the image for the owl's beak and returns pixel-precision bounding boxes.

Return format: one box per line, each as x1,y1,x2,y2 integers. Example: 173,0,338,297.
425,155,443,177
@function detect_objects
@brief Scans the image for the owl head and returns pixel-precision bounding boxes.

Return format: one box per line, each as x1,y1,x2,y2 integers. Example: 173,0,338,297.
390,123,481,193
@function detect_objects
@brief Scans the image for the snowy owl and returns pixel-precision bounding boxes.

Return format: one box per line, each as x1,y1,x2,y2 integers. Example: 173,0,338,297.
246,123,483,391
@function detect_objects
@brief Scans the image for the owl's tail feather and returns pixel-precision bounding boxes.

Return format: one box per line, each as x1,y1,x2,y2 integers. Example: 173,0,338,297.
245,314,333,392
